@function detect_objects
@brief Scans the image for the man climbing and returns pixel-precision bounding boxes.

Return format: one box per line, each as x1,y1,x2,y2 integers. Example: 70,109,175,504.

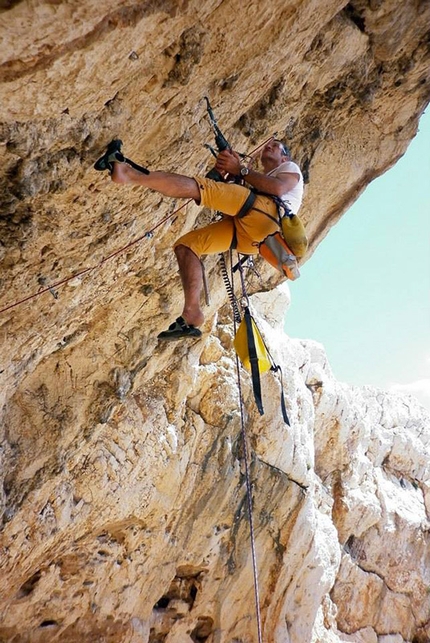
94,138,304,340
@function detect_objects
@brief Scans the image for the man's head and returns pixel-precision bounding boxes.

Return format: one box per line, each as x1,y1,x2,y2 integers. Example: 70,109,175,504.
275,140,291,158
260,138,291,170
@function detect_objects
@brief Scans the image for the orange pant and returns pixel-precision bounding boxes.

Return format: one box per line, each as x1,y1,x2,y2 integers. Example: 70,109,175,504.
174,177,279,257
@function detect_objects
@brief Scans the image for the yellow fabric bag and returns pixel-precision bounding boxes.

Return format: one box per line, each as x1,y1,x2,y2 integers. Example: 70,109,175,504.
233,314,271,374
281,213,308,259
233,306,290,424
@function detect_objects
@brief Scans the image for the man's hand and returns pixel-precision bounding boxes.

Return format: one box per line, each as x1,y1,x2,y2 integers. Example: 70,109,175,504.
214,148,299,197
215,149,242,176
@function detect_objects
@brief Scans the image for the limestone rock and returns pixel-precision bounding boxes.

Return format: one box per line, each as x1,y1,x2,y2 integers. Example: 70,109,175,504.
1,1,430,642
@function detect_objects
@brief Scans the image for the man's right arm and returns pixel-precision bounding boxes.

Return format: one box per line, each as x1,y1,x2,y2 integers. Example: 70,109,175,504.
215,150,298,196
240,168,299,197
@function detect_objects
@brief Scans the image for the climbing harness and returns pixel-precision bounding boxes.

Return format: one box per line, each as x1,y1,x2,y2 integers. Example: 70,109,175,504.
232,188,307,280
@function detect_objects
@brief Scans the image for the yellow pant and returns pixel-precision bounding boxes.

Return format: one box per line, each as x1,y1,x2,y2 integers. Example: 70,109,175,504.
174,177,279,257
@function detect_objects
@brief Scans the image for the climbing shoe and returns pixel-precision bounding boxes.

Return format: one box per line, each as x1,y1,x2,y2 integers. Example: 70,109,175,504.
157,316,202,341
94,139,125,173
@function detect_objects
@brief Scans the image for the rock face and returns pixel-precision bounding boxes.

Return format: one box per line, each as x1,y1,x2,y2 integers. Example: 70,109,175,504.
1,1,429,642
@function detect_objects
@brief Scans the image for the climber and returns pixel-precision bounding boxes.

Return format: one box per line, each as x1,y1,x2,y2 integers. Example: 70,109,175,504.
94,138,304,340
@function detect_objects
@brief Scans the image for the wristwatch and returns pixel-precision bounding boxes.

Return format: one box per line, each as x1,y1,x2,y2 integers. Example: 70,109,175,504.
240,166,250,177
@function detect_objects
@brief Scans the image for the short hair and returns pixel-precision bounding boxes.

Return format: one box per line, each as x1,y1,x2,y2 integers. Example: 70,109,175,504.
275,140,291,158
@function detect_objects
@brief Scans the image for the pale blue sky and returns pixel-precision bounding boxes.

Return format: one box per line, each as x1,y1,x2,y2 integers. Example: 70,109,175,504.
285,108,430,410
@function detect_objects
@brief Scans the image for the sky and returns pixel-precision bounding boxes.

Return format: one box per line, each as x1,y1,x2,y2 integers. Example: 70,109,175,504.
284,108,430,411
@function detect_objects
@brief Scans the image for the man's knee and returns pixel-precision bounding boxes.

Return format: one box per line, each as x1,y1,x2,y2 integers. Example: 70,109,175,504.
174,243,199,262
174,243,186,259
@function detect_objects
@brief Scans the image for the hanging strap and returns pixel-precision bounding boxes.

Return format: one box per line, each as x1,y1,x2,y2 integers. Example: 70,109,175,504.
270,364,290,426
251,311,290,427
232,253,252,273
124,156,150,175
243,306,264,416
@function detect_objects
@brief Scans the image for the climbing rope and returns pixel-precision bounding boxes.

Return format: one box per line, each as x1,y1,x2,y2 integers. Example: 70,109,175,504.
219,252,241,324
235,354,263,643
225,250,263,643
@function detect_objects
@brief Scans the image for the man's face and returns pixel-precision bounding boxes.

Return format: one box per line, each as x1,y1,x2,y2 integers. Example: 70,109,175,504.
261,140,288,164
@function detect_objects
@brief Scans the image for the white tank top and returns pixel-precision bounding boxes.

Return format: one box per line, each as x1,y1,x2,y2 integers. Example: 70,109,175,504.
267,161,304,214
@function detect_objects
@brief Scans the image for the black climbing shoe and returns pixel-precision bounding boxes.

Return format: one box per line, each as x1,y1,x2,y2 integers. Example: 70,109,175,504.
94,139,125,173
157,316,202,341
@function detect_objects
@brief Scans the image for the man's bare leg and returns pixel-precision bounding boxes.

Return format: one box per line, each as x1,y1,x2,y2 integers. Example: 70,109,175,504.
112,163,205,327
174,245,204,327
111,162,200,200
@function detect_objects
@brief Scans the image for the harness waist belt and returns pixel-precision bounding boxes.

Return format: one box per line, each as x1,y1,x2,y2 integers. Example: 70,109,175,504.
236,189,291,225
237,191,256,218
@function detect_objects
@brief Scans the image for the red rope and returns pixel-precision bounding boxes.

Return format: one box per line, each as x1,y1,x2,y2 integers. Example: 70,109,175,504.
0,200,192,315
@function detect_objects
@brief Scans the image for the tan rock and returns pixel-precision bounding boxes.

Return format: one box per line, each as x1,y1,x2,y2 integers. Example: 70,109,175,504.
1,0,429,641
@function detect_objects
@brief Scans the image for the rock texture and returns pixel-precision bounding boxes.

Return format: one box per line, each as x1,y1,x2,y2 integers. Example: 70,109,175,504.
1,1,430,642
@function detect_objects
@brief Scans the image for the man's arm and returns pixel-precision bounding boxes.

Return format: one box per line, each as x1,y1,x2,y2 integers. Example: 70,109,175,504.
215,150,299,196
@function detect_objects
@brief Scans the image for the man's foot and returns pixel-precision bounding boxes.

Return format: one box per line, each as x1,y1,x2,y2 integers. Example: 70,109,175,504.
94,139,125,173
157,316,202,341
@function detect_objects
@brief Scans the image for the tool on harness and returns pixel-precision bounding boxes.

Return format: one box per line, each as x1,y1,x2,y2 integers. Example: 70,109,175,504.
204,97,231,182
232,255,262,285
200,259,211,306
267,195,308,260
204,97,248,184
234,307,271,374
204,96,231,181
279,209,308,259
259,231,301,281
